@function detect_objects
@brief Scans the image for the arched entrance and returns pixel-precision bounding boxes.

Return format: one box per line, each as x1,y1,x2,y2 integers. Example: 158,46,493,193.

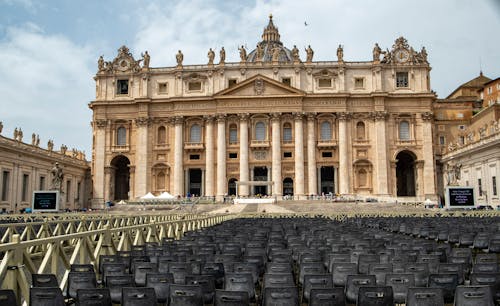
283,178,293,196
228,178,237,196
253,167,268,195
111,155,130,200
396,151,416,196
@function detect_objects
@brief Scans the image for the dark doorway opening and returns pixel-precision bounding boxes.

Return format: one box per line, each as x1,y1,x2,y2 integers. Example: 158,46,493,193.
396,151,416,196
188,169,202,196
111,155,130,201
253,167,268,195
283,177,294,196
320,166,335,194
228,178,237,196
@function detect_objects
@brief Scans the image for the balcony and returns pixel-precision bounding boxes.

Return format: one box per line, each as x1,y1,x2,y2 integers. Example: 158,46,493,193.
395,139,417,146
184,142,205,151
250,140,270,148
111,145,130,153
317,140,338,148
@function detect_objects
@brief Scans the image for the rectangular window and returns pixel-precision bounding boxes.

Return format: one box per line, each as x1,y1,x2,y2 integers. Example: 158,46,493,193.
478,178,483,196
158,82,168,94
493,176,497,196
22,174,29,202
458,125,466,130
228,79,237,88
66,180,71,202
39,176,45,190
322,152,333,158
229,153,238,159
439,136,445,145
318,78,332,88
281,78,291,86
189,154,200,160
76,182,81,200
188,81,202,91
396,72,409,88
488,87,493,94
229,129,238,144
283,152,292,158
1,171,9,201
354,77,364,89
459,136,465,145
117,79,129,95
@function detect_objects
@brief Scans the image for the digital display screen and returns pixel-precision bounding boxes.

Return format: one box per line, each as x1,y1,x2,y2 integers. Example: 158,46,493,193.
32,191,59,211
446,187,474,207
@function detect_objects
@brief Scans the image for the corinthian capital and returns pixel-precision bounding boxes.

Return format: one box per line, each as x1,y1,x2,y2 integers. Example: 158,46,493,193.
94,119,108,129
370,111,389,121
239,113,250,121
270,113,281,122
216,114,226,123
135,117,151,127
421,112,434,121
292,112,304,120
337,112,351,121
173,116,184,125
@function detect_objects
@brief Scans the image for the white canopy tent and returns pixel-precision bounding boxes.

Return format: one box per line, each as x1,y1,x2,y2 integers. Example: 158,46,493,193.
158,192,175,199
140,192,156,200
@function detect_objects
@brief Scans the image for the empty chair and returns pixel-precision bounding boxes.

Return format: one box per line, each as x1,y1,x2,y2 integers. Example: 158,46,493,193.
332,263,358,287
106,275,135,304
232,262,259,284
327,253,351,272
438,263,465,284
428,273,459,303
71,264,95,273
309,287,345,306
299,262,326,285
186,274,216,304
67,271,97,299
214,290,249,306
102,263,127,283
385,273,415,304
454,285,494,306
30,287,65,306
0,290,17,306
145,273,174,304
262,286,299,306
121,287,156,306
165,262,192,284
169,284,204,306
405,263,430,287
132,261,157,286
469,272,500,302
473,263,499,273
224,272,255,301
358,254,380,274
201,262,225,288
32,273,59,287
406,287,444,306
369,263,393,286
76,288,111,306
303,274,334,302
263,273,295,288
266,262,292,274
345,274,376,304
357,286,394,306
475,253,498,264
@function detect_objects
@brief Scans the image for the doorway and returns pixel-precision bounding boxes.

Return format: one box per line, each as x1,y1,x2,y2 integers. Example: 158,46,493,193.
320,166,335,194
111,155,130,200
396,151,416,196
188,168,202,196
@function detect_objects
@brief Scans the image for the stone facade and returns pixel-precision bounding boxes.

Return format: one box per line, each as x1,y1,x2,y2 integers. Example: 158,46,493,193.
0,128,91,212
90,16,437,205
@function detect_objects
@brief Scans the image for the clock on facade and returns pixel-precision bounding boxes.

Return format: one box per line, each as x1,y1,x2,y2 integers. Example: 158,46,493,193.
395,49,410,63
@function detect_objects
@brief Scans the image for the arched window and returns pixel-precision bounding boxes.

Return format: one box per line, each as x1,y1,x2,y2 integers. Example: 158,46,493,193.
157,126,166,144
320,121,332,140
116,126,127,146
255,122,266,141
157,171,165,190
229,124,238,144
283,123,292,142
358,169,367,187
399,121,410,140
356,122,365,140
190,124,201,143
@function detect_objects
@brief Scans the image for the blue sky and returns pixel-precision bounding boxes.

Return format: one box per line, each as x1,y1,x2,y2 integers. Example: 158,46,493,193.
1,0,499,156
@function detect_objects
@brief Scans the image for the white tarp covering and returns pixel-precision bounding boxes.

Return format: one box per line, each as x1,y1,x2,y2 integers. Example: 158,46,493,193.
158,192,175,199
117,200,127,204
140,192,156,199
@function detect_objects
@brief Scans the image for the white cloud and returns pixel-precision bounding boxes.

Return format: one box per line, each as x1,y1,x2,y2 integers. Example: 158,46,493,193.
0,23,94,156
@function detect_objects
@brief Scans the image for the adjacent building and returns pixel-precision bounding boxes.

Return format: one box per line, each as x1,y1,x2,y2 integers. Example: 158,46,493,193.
90,16,437,206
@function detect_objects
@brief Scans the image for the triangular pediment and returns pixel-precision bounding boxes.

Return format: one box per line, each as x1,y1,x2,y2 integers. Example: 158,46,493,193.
214,74,304,98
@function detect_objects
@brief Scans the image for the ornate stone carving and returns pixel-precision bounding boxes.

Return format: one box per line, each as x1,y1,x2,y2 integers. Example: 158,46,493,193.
176,50,183,67
101,46,141,74
60,144,67,155
254,151,267,160
291,45,300,63
238,45,247,63
51,162,64,191
173,116,184,125
306,112,317,121
216,114,226,123
421,112,433,121
380,37,429,65
95,119,108,129
239,113,250,121
337,44,344,63
141,51,150,69
270,113,281,122
207,48,215,65
305,45,314,63
337,112,351,121
293,112,304,120
254,78,265,95
135,117,151,127
203,115,215,123
373,43,382,62
47,140,54,151
370,111,389,121
219,47,225,65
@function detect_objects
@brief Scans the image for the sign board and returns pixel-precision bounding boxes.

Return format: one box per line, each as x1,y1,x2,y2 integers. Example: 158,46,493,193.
444,186,475,209
32,191,60,212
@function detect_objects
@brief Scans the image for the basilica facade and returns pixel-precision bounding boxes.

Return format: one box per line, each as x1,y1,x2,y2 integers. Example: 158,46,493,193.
90,16,436,206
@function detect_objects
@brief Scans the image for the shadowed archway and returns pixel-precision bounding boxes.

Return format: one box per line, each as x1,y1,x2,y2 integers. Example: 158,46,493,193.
396,151,416,196
111,155,130,200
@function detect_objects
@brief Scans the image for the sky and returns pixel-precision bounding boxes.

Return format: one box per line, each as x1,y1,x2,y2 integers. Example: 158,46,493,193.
0,0,499,157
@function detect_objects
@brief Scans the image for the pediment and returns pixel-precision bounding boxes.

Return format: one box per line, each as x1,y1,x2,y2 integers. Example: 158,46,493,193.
214,74,304,98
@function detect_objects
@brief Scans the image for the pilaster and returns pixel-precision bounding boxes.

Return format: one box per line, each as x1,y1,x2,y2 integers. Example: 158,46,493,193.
294,112,305,199
271,113,282,197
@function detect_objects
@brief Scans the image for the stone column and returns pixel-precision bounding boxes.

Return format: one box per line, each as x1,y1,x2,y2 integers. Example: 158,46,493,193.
338,112,350,195
307,113,317,196
373,111,389,196
239,114,249,196
271,113,282,197
93,119,107,207
216,115,226,202
421,112,436,198
173,117,184,197
204,116,215,197
135,117,150,198
104,166,113,202
294,113,305,199
390,161,397,196
415,161,424,197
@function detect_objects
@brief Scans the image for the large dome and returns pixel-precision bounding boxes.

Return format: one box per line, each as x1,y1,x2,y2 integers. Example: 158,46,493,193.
246,15,293,63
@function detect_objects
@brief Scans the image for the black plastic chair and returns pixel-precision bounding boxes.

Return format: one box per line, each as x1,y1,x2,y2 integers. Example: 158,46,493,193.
303,274,334,302
428,273,459,303
345,274,376,304
30,287,65,306
145,272,174,304
214,289,249,306
385,273,415,304
67,271,97,299
169,284,204,306
186,274,216,304
121,287,156,306
454,285,494,306
262,286,299,306
405,263,430,287
132,261,157,286
332,263,357,287
70,264,95,273
76,288,112,306
357,286,394,306
32,273,59,287
224,272,255,301
309,287,345,306
368,263,393,286
101,263,127,284
263,273,295,288
469,272,500,303
299,262,326,285
201,262,225,288
106,274,135,304
0,290,17,306
265,262,292,274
